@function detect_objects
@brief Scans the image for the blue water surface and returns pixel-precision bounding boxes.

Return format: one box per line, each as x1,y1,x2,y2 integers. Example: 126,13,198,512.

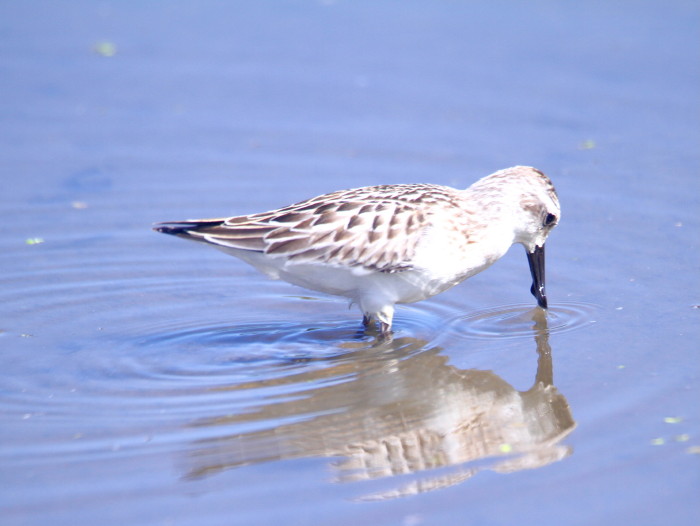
1,1,698,525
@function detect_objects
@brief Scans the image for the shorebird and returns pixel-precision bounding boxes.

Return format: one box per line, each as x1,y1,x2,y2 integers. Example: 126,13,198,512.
154,166,560,335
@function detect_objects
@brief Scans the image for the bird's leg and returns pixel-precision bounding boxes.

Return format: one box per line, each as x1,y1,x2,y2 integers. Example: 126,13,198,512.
362,306,394,337
376,306,394,337
379,322,392,337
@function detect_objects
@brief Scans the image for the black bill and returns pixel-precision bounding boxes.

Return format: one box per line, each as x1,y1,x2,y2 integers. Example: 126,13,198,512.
527,244,548,309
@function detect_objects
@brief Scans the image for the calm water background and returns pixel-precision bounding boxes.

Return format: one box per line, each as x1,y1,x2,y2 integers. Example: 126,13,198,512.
1,1,698,525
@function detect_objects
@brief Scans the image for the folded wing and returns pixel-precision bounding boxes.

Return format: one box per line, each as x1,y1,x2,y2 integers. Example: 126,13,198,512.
154,187,435,273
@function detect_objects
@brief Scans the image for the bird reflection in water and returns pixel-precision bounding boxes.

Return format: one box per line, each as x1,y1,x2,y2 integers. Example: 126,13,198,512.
183,308,575,499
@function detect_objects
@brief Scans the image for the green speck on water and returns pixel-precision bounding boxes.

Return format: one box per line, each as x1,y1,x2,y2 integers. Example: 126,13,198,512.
650,438,665,446
664,416,683,424
94,41,117,57
25,237,44,245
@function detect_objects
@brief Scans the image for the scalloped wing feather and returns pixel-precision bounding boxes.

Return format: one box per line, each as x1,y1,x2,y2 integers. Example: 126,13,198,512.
181,185,456,273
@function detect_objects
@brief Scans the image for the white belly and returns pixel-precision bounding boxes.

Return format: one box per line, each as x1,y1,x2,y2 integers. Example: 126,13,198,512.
216,245,466,306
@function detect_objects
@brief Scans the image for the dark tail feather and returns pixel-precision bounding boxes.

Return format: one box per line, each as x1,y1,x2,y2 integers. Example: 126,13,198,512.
152,220,225,237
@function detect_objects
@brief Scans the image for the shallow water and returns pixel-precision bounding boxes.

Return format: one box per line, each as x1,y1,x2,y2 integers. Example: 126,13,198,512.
1,1,699,525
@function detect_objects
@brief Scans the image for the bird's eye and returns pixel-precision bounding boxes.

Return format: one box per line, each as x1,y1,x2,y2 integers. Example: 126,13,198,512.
543,213,557,227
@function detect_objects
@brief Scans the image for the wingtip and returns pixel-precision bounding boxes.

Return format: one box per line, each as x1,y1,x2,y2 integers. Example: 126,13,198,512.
152,222,192,235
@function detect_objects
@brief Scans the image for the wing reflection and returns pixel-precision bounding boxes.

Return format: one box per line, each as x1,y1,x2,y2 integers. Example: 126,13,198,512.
183,309,575,498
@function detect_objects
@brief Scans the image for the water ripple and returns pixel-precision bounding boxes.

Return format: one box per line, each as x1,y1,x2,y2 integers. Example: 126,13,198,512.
444,302,599,341
130,306,444,382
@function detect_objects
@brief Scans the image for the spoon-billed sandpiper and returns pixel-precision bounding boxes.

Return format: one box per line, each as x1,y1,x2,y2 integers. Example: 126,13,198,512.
154,166,560,335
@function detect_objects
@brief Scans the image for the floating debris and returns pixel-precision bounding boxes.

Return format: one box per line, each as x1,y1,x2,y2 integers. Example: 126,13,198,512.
687,446,700,455
675,434,690,442
93,41,117,57
664,416,683,424
71,201,88,209
650,438,665,446
25,237,44,245
578,139,596,150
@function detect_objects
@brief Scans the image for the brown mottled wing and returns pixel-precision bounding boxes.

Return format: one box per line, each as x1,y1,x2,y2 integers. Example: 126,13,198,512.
163,188,434,273
263,199,429,272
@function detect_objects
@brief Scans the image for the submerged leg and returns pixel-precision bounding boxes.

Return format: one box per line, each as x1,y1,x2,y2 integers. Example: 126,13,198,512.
375,305,394,336
379,321,392,336
359,298,395,336
360,310,393,336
